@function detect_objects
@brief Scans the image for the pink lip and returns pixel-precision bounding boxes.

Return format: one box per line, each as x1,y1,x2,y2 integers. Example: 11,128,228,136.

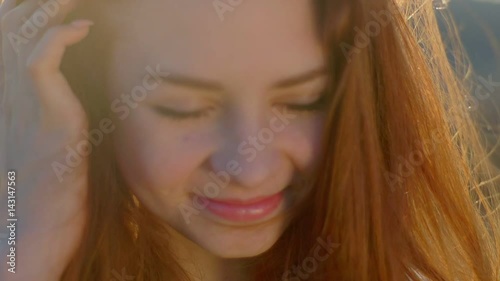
197,192,284,223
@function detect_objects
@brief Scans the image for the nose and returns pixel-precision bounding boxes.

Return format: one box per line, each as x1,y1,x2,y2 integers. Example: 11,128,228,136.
208,108,286,190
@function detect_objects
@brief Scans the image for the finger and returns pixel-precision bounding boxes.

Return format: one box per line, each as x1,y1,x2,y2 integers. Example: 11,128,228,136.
0,0,18,111
1,0,39,76
28,19,92,77
16,0,81,49
0,0,17,17
0,0,17,55
26,19,92,118
1,0,39,30
0,0,16,44
20,0,81,31
32,0,81,25
0,0,16,71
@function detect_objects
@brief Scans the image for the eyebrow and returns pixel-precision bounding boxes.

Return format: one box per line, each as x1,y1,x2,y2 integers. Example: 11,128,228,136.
154,66,326,92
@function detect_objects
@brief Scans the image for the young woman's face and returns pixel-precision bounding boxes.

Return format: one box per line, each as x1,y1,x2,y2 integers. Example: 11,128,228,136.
107,0,326,258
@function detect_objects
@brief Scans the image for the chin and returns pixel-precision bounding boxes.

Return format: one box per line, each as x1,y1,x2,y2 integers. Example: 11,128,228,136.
202,229,283,259
180,213,288,259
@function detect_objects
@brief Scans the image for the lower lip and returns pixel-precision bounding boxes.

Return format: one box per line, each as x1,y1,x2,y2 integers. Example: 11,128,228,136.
197,192,284,223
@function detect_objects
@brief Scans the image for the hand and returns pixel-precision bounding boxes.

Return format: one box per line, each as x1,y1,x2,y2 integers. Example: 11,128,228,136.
0,0,93,279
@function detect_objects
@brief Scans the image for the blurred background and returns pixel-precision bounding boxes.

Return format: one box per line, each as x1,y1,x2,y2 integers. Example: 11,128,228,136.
446,0,500,167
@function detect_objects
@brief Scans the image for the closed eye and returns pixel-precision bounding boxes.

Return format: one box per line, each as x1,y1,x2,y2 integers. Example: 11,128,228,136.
151,106,213,120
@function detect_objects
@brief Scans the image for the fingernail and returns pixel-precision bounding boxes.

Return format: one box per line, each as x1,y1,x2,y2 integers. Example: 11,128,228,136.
71,19,94,28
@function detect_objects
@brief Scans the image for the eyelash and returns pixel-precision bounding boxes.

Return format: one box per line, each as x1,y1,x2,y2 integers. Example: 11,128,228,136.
152,106,213,121
283,92,327,112
153,92,328,121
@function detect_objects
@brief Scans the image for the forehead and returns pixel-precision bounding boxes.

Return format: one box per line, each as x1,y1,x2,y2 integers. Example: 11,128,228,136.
107,0,324,88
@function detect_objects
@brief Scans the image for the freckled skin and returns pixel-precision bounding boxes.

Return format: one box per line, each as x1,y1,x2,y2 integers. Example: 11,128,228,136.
107,0,326,261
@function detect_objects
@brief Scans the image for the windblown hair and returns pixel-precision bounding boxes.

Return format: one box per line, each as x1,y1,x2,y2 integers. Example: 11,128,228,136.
60,0,500,280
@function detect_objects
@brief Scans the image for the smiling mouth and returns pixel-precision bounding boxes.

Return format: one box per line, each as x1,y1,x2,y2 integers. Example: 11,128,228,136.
194,190,286,224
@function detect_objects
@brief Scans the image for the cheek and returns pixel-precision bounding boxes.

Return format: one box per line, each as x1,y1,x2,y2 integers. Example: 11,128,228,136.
282,114,326,170
112,112,213,193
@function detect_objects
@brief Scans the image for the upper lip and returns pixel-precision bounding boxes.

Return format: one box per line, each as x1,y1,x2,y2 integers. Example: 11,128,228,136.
195,189,286,205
